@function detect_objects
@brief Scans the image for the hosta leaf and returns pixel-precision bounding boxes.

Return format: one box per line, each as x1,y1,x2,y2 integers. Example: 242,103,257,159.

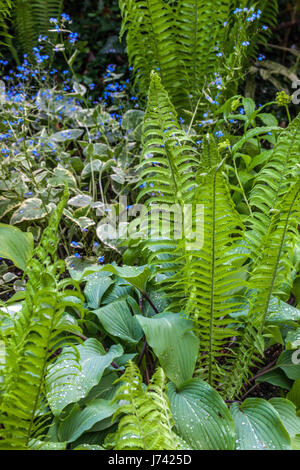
48,167,77,188
0,223,33,270
256,368,293,390
231,398,291,450
29,440,67,450
137,313,199,387
84,276,114,309
79,264,151,292
277,350,300,380
269,398,300,438
57,399,118,443
94,300,143,344
73,444,104,450
167,379,235,450
121,109,144,131
0,196,20,218
287,379,300,410
46,339,123,415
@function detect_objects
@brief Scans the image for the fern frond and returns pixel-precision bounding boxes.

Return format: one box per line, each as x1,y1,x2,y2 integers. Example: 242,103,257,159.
0,189,84,449
13,0,63,55
225,181,300,399
175,0,231,101
136,71,198,285
119,0,183,105
177,137,247,386
109,362,184,450
248,113,300,259
13,0,35,55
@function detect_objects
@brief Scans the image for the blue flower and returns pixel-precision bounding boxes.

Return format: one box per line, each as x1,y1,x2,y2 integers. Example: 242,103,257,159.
68,32,79,44
98,256,104,264
215,131,224,138
258,54,266,61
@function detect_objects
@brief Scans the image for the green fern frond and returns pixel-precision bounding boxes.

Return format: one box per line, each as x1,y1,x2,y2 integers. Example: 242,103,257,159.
0,189,84,450
108,362,185,450
175,0,231,100
248,113,300,260
0,0,11,17
119,0,182,104
13,0,35,55
13,0,63,56
178,137,246,386
225,181,300,399
136,71,199,296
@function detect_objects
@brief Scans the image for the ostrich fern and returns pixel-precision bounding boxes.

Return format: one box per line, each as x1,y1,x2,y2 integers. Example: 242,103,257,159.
0,189,84,449
13,0,63,56
107,362,186,450
139,72,300,398
119,0,278,109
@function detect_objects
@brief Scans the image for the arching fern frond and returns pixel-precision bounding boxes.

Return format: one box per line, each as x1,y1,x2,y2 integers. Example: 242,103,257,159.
225,181,300,399
136,71,198,297
107,362,185,450
13,0,35,55
248,113,300,260
175,0,231,101
178,137,246,386
13,0,63,56
0,189,84,450
119,0,183,105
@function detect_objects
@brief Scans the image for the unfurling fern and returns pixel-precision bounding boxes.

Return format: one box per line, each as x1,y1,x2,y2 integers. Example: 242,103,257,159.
0,188,84,450
106,361,186,450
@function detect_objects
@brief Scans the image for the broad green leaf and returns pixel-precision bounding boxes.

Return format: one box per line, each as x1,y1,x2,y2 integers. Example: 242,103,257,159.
256,368,293,390
277,350,300,380
79,264,151,291
137,313,199,387
29,440,67,450
286,328,300,350
84,276,114,309
0,223,33,270
231,398,291,450
287,379,300,410
58,399,117,442
267,298,300,324
269,398,300,438
68,195,92,208
94,300,143,344
0,196,20,218
167,379,235,450
74,444,104,450
46,339,123,415
65,256,100,280
48,167,77,188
